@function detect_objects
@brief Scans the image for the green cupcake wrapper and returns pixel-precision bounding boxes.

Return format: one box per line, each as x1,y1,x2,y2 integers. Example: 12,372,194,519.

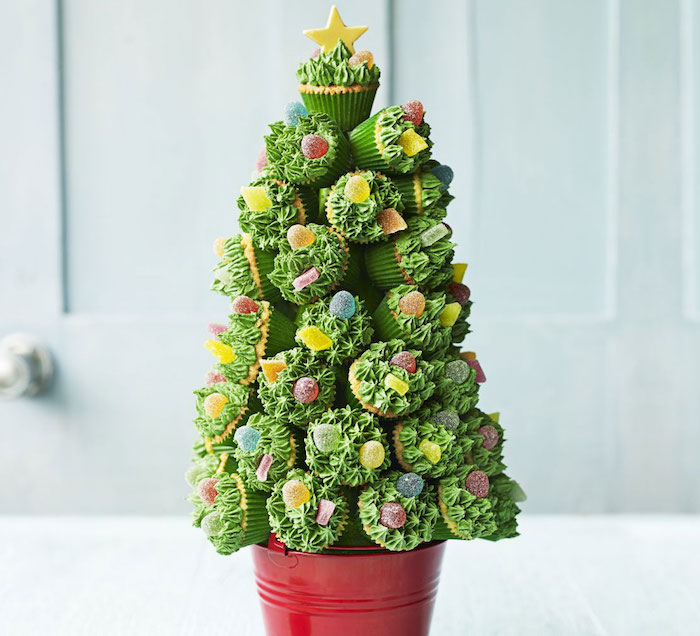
364,241,407,289
265,308,298,355
372,296,405,341
300,87,378,132
345,380,363,409
322,130,353,187
296,187,320,225
253,247,281,303
353,282,384,314
343,244,364,289
393,175,421,215
349,112,390,172
242,488,271,546
432,514,458,540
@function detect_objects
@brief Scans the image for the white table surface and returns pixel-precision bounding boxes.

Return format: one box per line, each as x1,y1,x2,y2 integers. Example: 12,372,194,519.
1,515,698,635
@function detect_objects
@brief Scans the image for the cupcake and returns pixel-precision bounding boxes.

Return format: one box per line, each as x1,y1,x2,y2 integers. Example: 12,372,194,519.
347,339,436,418
445,280,472,345
358,470,438,551
264,112,351,188
460,409,506,477
325,170,406,243
192,472,270,555
192,433,237,463
297,40,380,131
392,161,454,217
349,102,433,175
257,347,336,428
211,233,281,303
186,455,223,527
482,473,526,541
373,284,462,358
365,216,455,291
193,381,254,445
305,406,390,487
268,223,355,305
266,468,349,552
431,352,480,415
294,290,373,365
237,177,318,250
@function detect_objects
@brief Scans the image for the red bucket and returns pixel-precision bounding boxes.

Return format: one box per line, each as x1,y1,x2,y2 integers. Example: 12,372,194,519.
252,534,446,636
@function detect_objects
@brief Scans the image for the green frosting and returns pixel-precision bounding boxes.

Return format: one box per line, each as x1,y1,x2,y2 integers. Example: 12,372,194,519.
207,473,247,555
358,471,438,551
394,216,455,290
296,40,380,87
432,354,480,415
449,300,472,345
193,382,252,439
438,465,497,540
295,294,373,365
265,113,350,187
187,455,220,527
350,339,436,417
257,347,336,427
461,408,506,477
395,164,450,216
482,474,523,541
192,436,236,459
219,299,266,348
305,407,390,487
326,171,405,243
375,106,433,173
234,413,297,493
266,469,348,552
211,235,259,300
268,223,349,305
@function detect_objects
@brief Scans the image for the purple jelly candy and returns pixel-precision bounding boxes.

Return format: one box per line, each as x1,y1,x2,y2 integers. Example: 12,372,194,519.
329,290,356,319
234,425,261,452
315,499,336,526
379,502,407,529
447,282,471,306
466,358,486,383
477,425,499,450
284,101,308,127
293,377,319,404
395,472,424,498
256,454,274,481
465,470,489,498
293,267,320,291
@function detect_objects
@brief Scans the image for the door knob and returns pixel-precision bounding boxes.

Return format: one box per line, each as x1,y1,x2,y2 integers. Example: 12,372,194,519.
0,334,54,399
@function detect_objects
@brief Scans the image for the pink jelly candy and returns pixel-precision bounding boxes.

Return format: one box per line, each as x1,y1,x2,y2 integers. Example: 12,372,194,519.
466,358,486,383
390,351,417,374
207,322,227,336
448,282,471,306
231,295,259,314
256,146,268,172
256,454,274,482
293,266,320,291
197,478,219,506
402,100,424,126
293,377,319,404
379,502,407,529
465,470,489,498
205,371,226,386
315,499,336,526
311,48,321,59
301,134,329,159
477,425,499,450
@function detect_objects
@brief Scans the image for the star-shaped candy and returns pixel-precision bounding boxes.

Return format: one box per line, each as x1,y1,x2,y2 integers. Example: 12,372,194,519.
303,5,368,54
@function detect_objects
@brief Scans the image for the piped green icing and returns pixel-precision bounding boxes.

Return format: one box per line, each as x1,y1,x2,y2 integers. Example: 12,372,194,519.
482,473,523,540
297,40,380,87
432,354,479,415
460,408,506,476
206,473,245,555
211,235,259,299
187,455,220,527
374,106,433,173
193,382,252,438
438,465,497,540
449,299,472,345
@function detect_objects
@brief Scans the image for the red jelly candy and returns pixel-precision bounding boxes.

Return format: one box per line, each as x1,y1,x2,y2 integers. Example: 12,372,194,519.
477,425,499,450
197,478,219,506
466,358,486,383
379,502,407,529
301,134,329,159
448,282,471,306
293,377,319,404
256,146,268,172
402,100,424,126
231,295,259,314
465,470,489,498
390,351,417,374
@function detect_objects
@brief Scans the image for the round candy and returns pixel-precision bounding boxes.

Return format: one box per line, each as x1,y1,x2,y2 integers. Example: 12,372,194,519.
379,502,407,529
390,351,417,374
256,147,268,173
465,470,490,498
329,290,356,319
184,465,200,488
207,322,227,336
231,295,259,314
284,100,308,127
348,49,374,69
448,282,471,306
293,377,319,404
431,164,453,190
234,425,262,452
395,472,424,498
402,100,424,126
197,478,219,506
282,479,311,508
398,291,426,317
419,439,442,464
287,224,316,249
477,425,499,450
312,424,340,453
203,393,228,419
343,175,371,203
201,511,223,537
359,440,385,469
444,359,470,385
205,371,227,386
434,409,460,431
301,134,329,159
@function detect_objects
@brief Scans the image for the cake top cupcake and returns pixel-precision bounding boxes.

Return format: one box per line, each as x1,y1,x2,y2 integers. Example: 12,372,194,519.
193,382,252,442
211,234,260,300
297,40,380,87
462,409,506,477
432,353,480,415
393,160,454,217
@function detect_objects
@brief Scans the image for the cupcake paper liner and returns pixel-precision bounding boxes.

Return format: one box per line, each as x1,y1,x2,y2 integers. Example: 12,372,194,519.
348,112,389,172
300,86,378,132
296,187,320,224
364,241,409,289
265,308,298,355
241,488,272,546
372,297,404,340
393,173,423,215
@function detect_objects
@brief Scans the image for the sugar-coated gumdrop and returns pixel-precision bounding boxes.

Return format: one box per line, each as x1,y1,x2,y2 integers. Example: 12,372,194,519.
431,164,453,191
293,266,320,291
256,454,274,481
465,470,490,498
301,134,329,159
398,290,426,317
231,295,260,314
385,373,409,396
282,479,311,508
293,377,320,404
396,472,424,498
462,351,477,361
419,439,442,464
379,502,407,529
312,424,340,453
297,325,333,351
465,358,486,383
343,175,371,203
420,223,449,247
477,425,499,450
448,282,471,306
359,440,386,469
287,224,316,249
213,237,227,258
311,48,321,59
439,302,462,327
397,129,428,157
444,359,470,385
315,499,337,526
376,208,407,235
260,359,287,383
402,100,424,126
205,339,236,364
201,512,223,537
234,425,261,452
348,49,374,69
434,409,460,431
205,371,227,386
329,290,356,319
256,146,268,173
241,186,272,212
207,322,227,336
452,263,468,283
203,392,228,418
284,100,308,127
197,478,219,506
390,351,417,374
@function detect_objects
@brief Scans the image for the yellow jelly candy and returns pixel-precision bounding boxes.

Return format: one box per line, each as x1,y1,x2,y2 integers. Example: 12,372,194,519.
205,340,236,364
213,237,227,259
348,49,374,69
398,291,426,317
260,359,287,383
439,302,462,327
297,326,333,351
282,479,311,508
287,224,315,249
489,412,500,423
359,440,385,469
461,351,477,362
397,129,428,157
203,393,228,418
344,175,371,203
385,373,409,396
240,186,272,212
452,263,468,283
376,208,407,235
419,439,442,464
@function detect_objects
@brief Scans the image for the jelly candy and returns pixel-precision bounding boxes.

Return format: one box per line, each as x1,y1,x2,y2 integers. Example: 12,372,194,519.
465,470,489,498
311,48,321,58
477,425,499,450
379,502,407,529
448,282,471,306
463,354,486,383
260,359,287,383
315,499,336,526
444,359,470,385
390,351,417,374
488,412,500,423
329,290,356,319
397,129,428,157
452,263,468,283
197,478,219,506
205,371,227,386
344,174,371,203
256,454,274,481
419,439,442,464
201,511,223,537
376,207,407,235
395,472,424,498
439,302,462,327
207,322,227,336
292,377,320,403
297,325,333,351
213,237,227,258
240,186,272,212
348,49,374,69
287,224,315,249
434,409,459,430
203,392,228,419
431,164,453,191
205,340,236,364
284,100,308,127
231,295,259,314
255,146,268,173
282,479,311,508
398,290,425,317
301,134,329,159
402,100,424,126
293,267,320,291
359,440,385,469
420,223,449,247
234,425,261,452
312,424,340,452
384,373,409,396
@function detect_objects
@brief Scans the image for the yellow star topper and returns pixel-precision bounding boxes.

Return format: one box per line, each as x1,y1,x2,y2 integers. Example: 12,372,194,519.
303,5,368,54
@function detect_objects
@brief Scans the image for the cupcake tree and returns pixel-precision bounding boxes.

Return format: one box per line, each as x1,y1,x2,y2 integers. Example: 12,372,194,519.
186,6,524,563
